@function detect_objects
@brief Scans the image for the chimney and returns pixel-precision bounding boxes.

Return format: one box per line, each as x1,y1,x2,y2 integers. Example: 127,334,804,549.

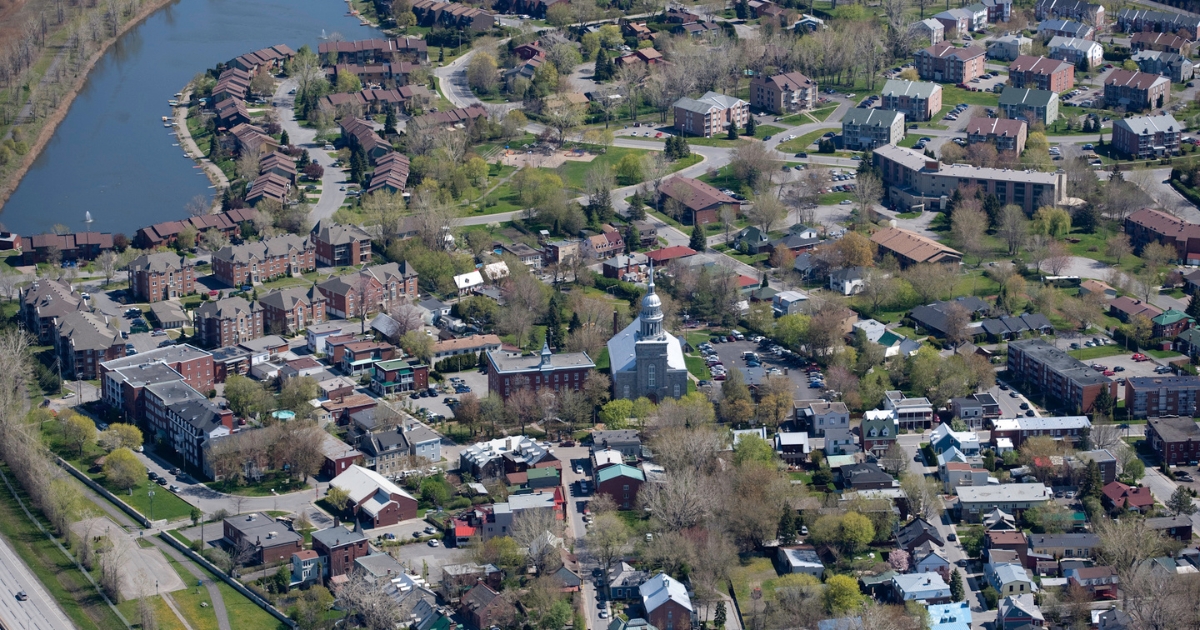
924,159,940,171
613,310,619,335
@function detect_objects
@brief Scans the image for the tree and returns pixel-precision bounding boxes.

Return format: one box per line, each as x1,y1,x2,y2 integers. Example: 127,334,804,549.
952,203,988,265
466,52,498,93
1031,206,1072,239
103,447,143,491
399,330,434,364
335,68,362,93
834,231,876,268
224,374,272,418
325,485,350,511
97,424,143,452
900,472,944,521
746,194,787,235
690,223,706,252
744,116,757,137
839,512,876,553
903,263,958,304
997,204,1028,255
62,413,97,457
824,574,864,615
586,512,630,575
888,549,910,572
950,569,965,602
1106,234,1133,265
1167,486,1198,516
600,399,633,428
733,435,777,467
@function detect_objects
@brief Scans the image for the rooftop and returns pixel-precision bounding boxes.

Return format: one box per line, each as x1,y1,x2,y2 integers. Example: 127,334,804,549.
956,483,1052,504
1148,416,1200,442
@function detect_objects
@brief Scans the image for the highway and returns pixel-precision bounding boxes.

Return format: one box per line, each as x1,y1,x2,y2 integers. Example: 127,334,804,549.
0,533,73,630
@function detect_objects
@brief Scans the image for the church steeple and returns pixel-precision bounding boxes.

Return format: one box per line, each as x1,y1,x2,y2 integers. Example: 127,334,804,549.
639,260,663,339
539,339,552,368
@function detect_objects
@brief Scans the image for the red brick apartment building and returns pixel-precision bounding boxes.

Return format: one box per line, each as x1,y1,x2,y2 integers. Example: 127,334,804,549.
1124,375,1200,419
101,345,216,424
486,343,595,401
134,208,258,250
311,220,372,267
1124,207,1200,263
316,262,418,319
258,286,326,335
1008,56,1075,93
20,232,113,265
966,117,1028,154
127,252,197,303
1103,69,1170,112
915,42,986,84
222,514,303,565
211,234,315,287
311,525,369,581
55,311,125,380
1147,416,1200,465
194,297,263,349
750,71,819,114
1006,338,1116,413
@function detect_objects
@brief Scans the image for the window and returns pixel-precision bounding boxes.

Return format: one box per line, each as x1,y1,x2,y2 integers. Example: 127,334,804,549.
648,364,656,387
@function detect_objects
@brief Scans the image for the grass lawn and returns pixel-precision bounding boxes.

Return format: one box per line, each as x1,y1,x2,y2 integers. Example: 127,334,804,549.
730,555,782,604
205,473,307,497
615,510,651,534
42,423,194,523
682,124,787,147
714,244,768,265
1067,345,1127,360
163,557,221,630
818,192,855,205
940,85,1002,108
213,579,288,630
548,149,701,193
684,356,712,380
1146,349,1183,359
685,332,714,348
117,595,187,630
788,471,812,484
777,127,839,154
0,465,125,630
594,348,611,372
810,105,839,122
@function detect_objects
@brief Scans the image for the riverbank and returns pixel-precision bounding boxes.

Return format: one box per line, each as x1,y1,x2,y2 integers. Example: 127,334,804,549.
0,0,180,211
173,87,229,212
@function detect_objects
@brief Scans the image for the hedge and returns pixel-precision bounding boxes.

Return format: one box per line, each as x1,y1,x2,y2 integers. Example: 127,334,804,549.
435,353,481,374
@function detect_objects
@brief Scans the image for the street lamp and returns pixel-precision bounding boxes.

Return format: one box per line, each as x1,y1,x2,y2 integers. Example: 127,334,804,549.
148,490,155,521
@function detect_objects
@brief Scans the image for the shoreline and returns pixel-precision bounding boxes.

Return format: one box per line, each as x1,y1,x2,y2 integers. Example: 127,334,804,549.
172,88,230,211
0,0,181,212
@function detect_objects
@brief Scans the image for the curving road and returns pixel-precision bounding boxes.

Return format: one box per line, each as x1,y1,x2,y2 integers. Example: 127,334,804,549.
271,79,349,223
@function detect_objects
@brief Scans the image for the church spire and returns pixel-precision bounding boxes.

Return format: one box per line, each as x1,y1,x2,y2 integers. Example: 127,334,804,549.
539,339,552,367
639,260,663,339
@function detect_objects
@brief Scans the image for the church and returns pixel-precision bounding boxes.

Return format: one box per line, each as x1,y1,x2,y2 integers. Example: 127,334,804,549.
607,263,689,402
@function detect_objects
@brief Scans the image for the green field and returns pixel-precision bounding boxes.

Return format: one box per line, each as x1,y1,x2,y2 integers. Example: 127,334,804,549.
684,356,712,381
683,124,787,147
777,127,840,154
1066,345,1127,360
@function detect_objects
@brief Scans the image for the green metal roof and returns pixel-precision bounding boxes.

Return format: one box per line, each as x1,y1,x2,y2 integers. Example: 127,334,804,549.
596,464,645,483
526,467,560,480
1152,308,1192,326
1177,327,1200,343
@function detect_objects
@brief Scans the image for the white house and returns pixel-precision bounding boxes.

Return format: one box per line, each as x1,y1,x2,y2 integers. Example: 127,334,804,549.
453,270,484,296
777,546,825,578
828,267,866,295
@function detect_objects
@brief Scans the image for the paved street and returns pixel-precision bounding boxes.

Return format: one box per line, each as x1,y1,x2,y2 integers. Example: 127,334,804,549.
272,79,348,222
0,528,73,630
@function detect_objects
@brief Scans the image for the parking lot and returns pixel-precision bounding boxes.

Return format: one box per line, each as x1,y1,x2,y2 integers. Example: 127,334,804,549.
399,370,488,421
702,338,826,401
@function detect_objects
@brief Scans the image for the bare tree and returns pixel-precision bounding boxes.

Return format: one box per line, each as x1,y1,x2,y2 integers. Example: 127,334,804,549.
185,194,210,218
745,194,787,235
338,571,402,630
997,204,1028,255
638,469,718,530
96,250,118,286
902,263,958,304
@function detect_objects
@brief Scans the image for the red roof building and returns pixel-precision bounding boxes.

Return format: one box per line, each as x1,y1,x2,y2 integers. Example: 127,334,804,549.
645,246,697,263
1102,481,1155,512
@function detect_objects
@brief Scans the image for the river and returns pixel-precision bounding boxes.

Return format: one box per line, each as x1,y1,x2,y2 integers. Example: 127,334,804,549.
0,0,381,237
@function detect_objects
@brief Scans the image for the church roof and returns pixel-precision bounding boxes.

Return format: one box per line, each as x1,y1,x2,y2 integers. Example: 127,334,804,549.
606,263,687,375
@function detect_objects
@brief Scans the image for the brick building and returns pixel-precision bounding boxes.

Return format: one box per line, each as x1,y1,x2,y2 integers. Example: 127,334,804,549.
1008,56,1075,93
127,252,197,303
486,342,595,401
1006,338,1116,413
1124,207,1200,262
21,279,85,344
880,79,943,122
914,42,987,84
671,91,749,138
222,513,303,565
311,220,373,267
211,234,315,287
1103,69,1171,112
657,176,741,226
750,71,818,114
328,465,419,527
55,311,124,380
641,574,693,630
1126,374,1200,419
316,262,419,318
1112,114,1182,159
101,345,216,423
1147,417,1200,465
259,287,326,335
311,524,369,581
595,464,645,509
194,297,263,349
966,117,1028,154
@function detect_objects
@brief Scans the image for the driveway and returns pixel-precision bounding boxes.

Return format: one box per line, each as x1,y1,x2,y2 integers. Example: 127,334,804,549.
271,79,348,222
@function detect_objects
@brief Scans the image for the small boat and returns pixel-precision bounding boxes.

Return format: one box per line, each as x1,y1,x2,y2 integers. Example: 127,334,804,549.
319,29,327,39
164,122,172,127
161,116,169,122
168,99,178,106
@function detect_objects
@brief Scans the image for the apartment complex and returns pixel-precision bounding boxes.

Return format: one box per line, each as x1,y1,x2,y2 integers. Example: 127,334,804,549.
1036,0,1104,25
1103,69,1170,112
1117,8,1200,40
1131,50,1193,83
55,311,124,380
749,72,818,114
966,117,1028,153
1112,114,1182,159
1008,56,1075,93
194,297,263,349
998,87,1060,125
1131,31,1193,55
1006,338,1116,413
671,92,750,138
311,221,373,267
316,262,419,319
1146,417,1200,465
259,286,327,334
880,80,943,122
127,252,197,303
915,42,987,84
872,145,1066,214
840,108,905,150
1124,375,1200,419
212,234,315,287
1123,207,1200,263
1048,36,1103,68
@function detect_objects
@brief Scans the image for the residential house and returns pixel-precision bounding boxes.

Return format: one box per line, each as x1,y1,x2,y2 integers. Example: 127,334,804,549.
318,38,427,64
1048,36,1103,68
337,340,396,376
355,420,440,475
640,574,693,630
596,464,645,509
1073,449,1118,485
873,144,1067,214
291,551,324,587
869,226,963,266
1132,50,1193,83
914,542,951,574
212,234,315,287
896,518,945,552
608,562,651,600
795,400,849,437
986,531,1029,568
860,409,897,455
19,232,114,265
311,221,373,267
910,18,945,45
407,104,488,130
1146,417,1200,464
460,583,516,630
750,71,819,114
1112,114,1182,159
55,311,124,380
1029,532,1100,558
327,465,419,527
432,334,501,361
194,297,263,349
997,594,1043,629
440,564,503,605
1109,295,1163,322
658,176,740,226
1038,19,1094,39
931,424,981,456
671,91,750,138
1065,566,1118,599
883,390,936,431
908,296,989,337
932,8,974,37
134,208,258,250
319,432,362,478
927,602,971,630
1008,56,1075,93
998,87,1060,125
840,108,905,150
941,461,991,493
775,431,811,464
1080,279,1118,299
311,523,369,580
1127,375,1200,418
127,253,197,303
915,42,987,83
987,562,1037,597
880,80,943,122
891,573,951,604
777,545,825,578
222,513,303,565
258,286,326,335
1037,0,1103,24
370,359,429,397
1104,69,1171,111
1006,338,1116,413
1131,31,1192,57
582,231,623,260
1145,515,1193,541
988,34,1032,61
951,393,1002,429
316,262,419,319
955,483,1052,521
458,435,557,480
591,429,642,458
1153,308,1194,338
828,267,866,295
979,313,1055,341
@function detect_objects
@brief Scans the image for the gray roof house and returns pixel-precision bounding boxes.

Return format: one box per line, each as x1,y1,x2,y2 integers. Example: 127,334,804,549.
998,87,1060,125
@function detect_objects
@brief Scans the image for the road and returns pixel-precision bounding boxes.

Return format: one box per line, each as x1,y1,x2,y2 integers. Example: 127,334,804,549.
0,533,73,630
271,78,348,222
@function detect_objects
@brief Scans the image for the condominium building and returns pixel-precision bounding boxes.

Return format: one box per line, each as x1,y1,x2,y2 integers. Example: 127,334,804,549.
1006,338,1116,413
1124,375,1200,419
1007,56,1075,93
671,92,750,138
1112,114,1182,159
1103,69,1170,112
750,72,818,114
998,87,1060,125
1123,207,1200,262
194,297,263,349
966,117,1028,153
1117,8,1200,40
211,234,315,287
1047,36,1103,69
840,108,905,150
127,252,197,303
880,79,943,122
915,42,987,84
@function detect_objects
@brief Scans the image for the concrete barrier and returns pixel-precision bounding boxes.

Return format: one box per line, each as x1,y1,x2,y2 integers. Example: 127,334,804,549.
157,532,298,629
56,457,150,528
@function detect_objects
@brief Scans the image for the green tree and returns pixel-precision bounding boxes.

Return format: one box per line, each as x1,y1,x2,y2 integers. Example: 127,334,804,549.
224,374,272,418
1124,458,1145,482
824,574,864,615
62,413,97,457
733,435,776,467
744,116,757,137
335,69,362,93
950,569,965,602
727,124,738,140
614,153,644,185
600,399,634,428
1167,486,1198,516
399,330,434,363
594,48,612,81
777,509,798,545
715,602,727,629
690,222,706,252
1187,292,1200,320
325,485,351,511
839,512,875,553
103,448,143,491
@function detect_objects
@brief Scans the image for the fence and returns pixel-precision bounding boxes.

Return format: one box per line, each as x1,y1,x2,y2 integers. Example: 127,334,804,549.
56,457,151,528
157,532,298,629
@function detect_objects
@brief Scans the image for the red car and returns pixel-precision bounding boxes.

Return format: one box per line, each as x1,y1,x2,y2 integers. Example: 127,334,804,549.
1132,353,1149,362
1104,370,1115,376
